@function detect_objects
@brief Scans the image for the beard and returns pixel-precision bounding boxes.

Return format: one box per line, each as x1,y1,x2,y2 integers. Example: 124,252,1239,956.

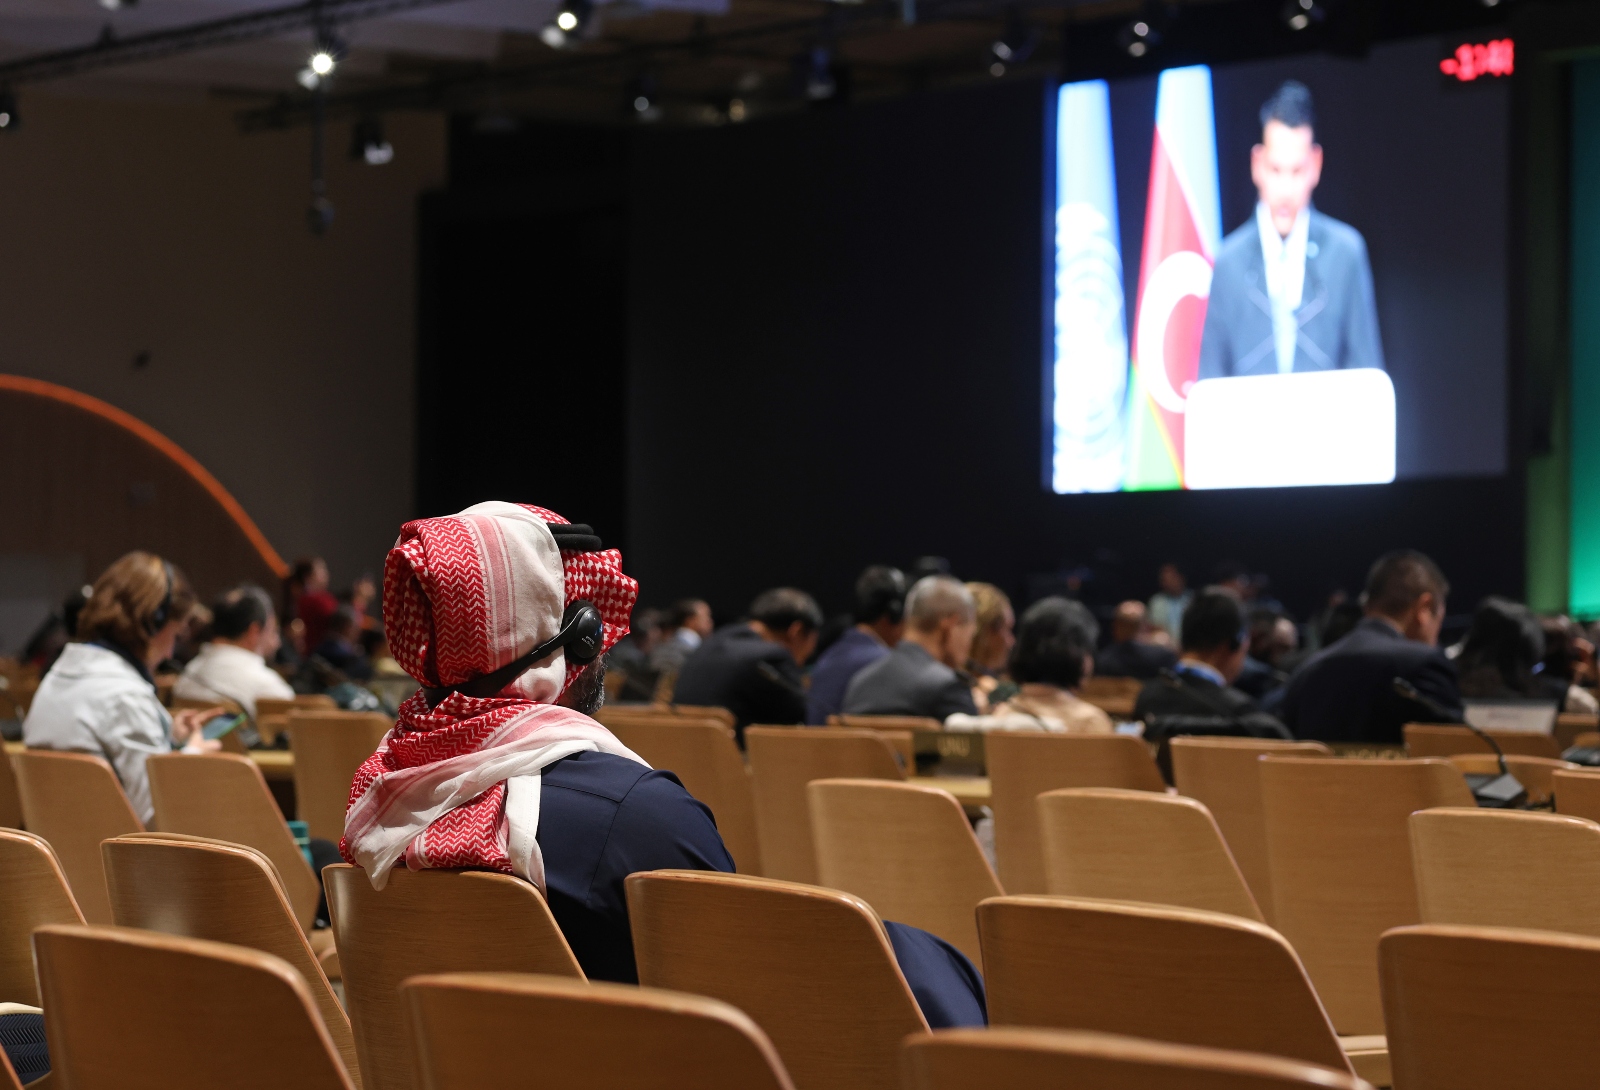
559,659,606,716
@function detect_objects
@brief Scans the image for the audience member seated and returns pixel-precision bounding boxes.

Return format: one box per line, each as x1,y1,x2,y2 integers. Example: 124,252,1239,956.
647,598,714,675
843,576,979,722
1147,562,1192,643
606,606,664,703
1132,589,1288,738
966,582,1015,678
1280,549,1462,744
174,584,295,718
672,588,819,740
291,555,340,654
1094,600,1178,680
341,502,985,1026
1540,614,1599,713
1232,608,1298,700
1454,596,1591,712
23,551,221,822
312,605,374,682
806,565,906,724
949,597,1111,733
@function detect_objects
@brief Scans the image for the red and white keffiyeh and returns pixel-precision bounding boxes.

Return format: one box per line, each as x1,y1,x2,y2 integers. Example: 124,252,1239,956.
341,501,645,890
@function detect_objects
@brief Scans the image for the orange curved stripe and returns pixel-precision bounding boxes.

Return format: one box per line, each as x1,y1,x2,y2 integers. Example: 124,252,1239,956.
0,374,289,579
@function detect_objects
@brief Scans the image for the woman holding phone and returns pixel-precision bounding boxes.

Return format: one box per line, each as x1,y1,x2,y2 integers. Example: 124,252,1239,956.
24,551,221,823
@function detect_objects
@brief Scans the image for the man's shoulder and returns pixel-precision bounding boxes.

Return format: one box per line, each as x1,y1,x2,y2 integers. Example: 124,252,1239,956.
1309,211,1368,256
816,632,887,675
541,749,661,805
1215,220,1261,263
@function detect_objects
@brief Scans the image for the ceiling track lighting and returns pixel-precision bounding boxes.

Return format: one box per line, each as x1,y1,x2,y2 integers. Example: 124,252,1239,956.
97,0,136,12
1281,0,1324,32
541,0,592,49
989,13,1038,77
0,86,18,131
625,74,662,122
350,116,392,164
1116,15,1159,58
298,28,346,89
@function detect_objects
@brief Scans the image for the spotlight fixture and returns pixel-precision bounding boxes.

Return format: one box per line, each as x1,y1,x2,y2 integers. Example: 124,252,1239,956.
0,87,18,132
541,0,592,49
625,75,663,123
1116,16,1159,58
97,0,136,11
297,31,346,89
350,117,393,165
989,14,1038,77
1281,0,1323,31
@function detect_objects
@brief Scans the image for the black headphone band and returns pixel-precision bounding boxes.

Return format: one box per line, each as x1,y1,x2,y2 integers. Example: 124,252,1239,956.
423,599,605,707
146,560,174,635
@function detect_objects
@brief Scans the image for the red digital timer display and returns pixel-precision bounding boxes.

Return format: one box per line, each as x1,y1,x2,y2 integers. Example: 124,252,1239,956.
1440,39,1514,82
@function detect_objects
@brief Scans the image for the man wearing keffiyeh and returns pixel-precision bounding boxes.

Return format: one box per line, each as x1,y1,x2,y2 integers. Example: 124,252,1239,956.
341,501,986,1024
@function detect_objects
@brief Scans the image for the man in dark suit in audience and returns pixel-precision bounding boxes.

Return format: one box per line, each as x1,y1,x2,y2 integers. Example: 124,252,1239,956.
1132,589,1288,736
1095,600,1178,681
842,575,979,722
1279,550,1463,744
806,565,907,724
671,587,820,743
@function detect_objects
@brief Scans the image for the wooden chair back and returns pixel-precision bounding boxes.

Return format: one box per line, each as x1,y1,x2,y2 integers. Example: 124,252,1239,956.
0,829,83,1004
902,1028,1372,1090
324,863,582,1090
986,731,1165,894
626,869,926,1090
285,712,392,842
1444,753,1576,806
33,924,355,1090
670,704,737,729
256,695,339,746
1038,787,1262,920
978,895,1350,1074
11,750,143,924
1556,711,1599,750
1403,723,1562,760
605,716,762,874
0,752,21,829
1380,924,1600,1090
809,779,1001,963
403,972,795,1090
745,727,905,884
1554,767,1600,822
1409,807,1600,937
1078,676,1143,716
101,834,358,1081
1258,756,1473,1035
145,752,319,931
832,714,942,733
1169,738,1334,924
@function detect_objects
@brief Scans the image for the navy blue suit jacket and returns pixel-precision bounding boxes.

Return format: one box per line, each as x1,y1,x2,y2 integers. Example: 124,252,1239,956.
1198,210,1384,380
1279,618,1463,744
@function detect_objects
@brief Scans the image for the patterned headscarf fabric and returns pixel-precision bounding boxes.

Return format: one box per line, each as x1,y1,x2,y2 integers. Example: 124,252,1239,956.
341,501,645,889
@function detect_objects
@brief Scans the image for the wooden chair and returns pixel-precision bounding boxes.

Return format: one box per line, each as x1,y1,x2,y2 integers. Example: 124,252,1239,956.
1169,738,1334,925
1409,807,1600,938
1259,756,1473,1036
1443,753,1577,806
808,779,1001,963
32,924,355,1090
324,863,582,1090
831,714,942,733
902,1028,1373,1090
256,694,339,747
986,731,1165,894
145,752,320,931
627,869,927,1090
976,895,1378,1083
605,716,762,874
403,972,794,1090
745,727,904,884
101,834,358,1082
0,752,21,829
0,829,83,1004
11,751,143,924
1380,924,1600,1090
1554,767,1600,822
1078,676,1143,716
285,712,392,843
1402,723,1562,760
1037,788,1262,920
670,704,737,730
1555,711,1600,750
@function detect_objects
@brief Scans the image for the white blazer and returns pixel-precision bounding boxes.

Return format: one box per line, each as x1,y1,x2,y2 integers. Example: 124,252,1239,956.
23,642,172,823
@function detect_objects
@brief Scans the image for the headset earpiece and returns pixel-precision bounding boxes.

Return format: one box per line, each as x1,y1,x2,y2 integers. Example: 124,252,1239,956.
146,561,174,636
559,600,606,666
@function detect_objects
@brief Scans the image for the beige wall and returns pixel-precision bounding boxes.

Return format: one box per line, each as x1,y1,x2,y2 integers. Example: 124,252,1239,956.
0,90,446,590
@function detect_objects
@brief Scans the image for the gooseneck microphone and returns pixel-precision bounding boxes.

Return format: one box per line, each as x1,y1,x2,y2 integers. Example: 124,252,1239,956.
1393,677,1528,808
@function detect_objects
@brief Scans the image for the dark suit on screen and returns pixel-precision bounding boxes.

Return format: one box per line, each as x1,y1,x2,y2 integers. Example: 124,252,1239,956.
1198,209,1384,380
842,640,978,722
1279,617,1463,744
671,623,806,742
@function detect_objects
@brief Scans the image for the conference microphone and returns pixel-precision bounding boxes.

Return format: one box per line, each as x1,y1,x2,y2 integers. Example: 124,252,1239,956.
1391,677,1528,809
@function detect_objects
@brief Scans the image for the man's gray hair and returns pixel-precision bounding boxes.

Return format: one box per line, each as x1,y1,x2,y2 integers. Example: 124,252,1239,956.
905,575,976,630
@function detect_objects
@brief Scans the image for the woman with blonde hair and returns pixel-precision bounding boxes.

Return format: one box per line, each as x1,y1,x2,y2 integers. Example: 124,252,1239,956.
24,551,219,822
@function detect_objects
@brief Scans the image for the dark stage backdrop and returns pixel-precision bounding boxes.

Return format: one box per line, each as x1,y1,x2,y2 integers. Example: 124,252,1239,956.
626,77,1523,623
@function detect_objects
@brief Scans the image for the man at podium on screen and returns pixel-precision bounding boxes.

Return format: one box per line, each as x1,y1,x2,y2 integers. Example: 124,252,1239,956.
1197,81,1384,380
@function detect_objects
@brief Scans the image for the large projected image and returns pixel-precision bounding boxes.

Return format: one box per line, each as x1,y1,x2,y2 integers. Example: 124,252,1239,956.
1050,41,1508,493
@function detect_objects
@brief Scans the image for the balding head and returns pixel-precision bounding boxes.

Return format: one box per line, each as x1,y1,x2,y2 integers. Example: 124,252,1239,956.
1111,600,1145,643
905,576,975,632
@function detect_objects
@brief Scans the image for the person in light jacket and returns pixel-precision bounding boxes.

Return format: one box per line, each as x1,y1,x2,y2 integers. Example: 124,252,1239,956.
24,551,220,823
